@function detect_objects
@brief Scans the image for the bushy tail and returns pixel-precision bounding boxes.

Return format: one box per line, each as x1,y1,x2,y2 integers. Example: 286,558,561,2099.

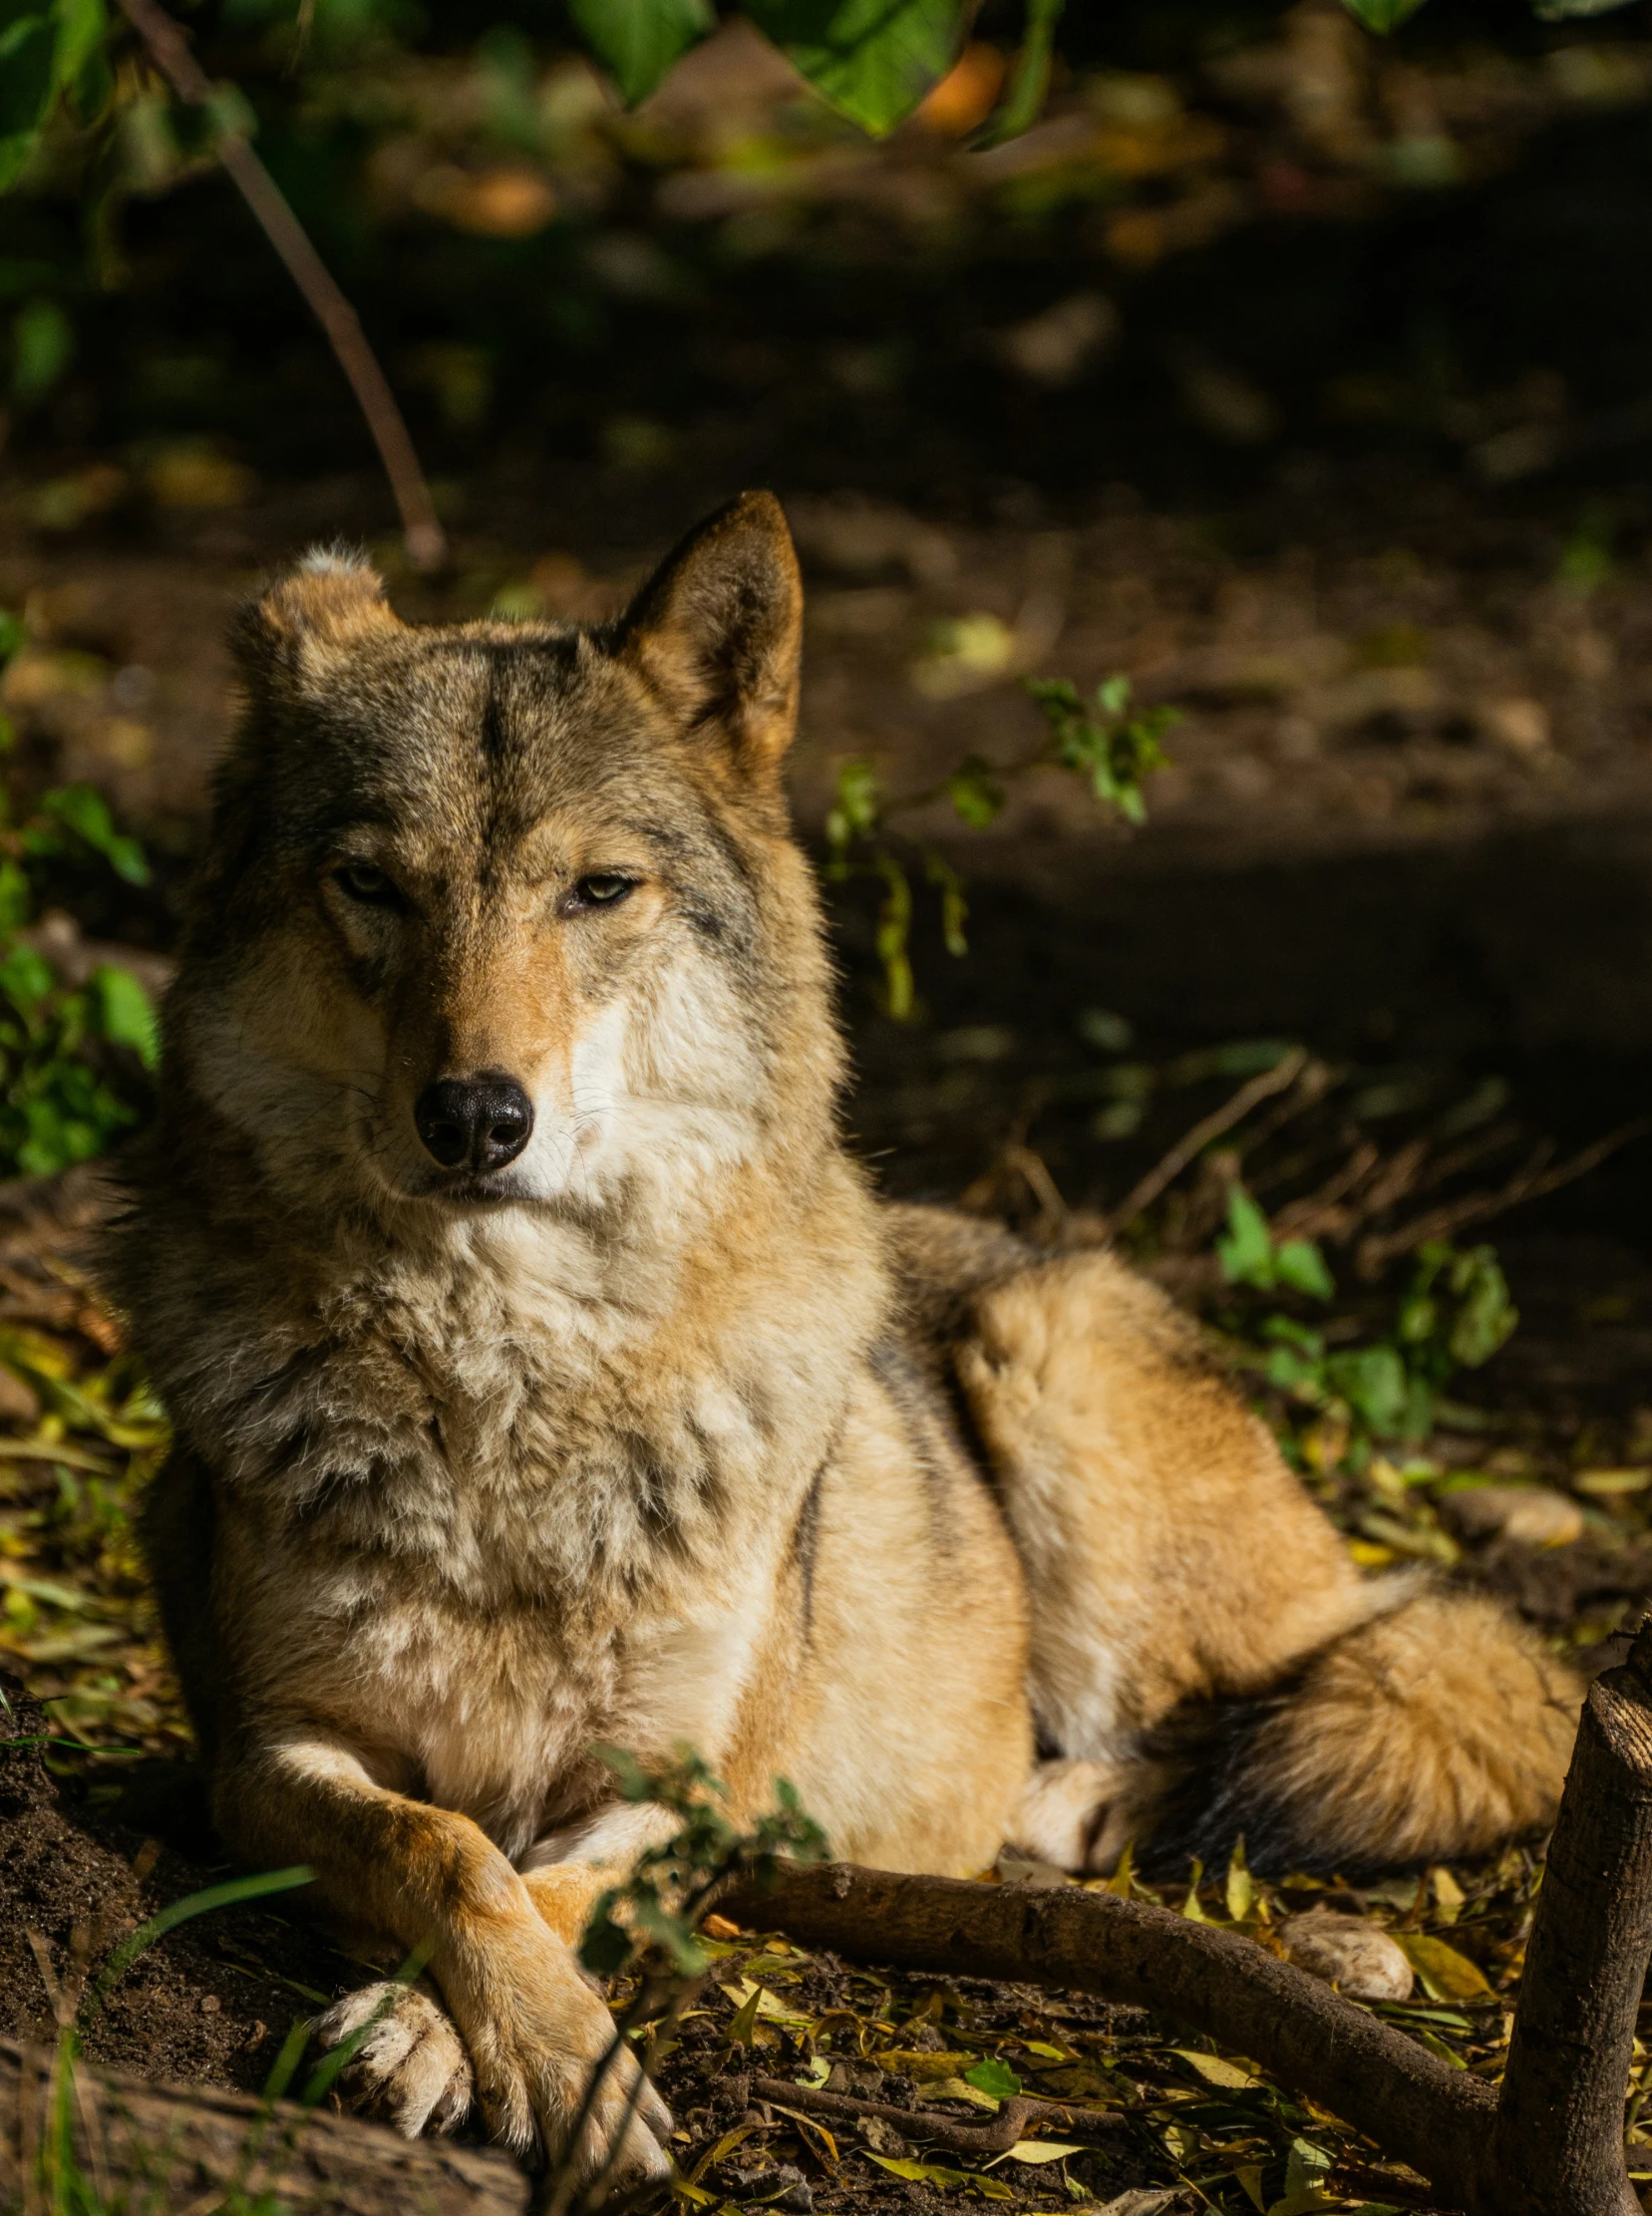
1143,1588,1582,1878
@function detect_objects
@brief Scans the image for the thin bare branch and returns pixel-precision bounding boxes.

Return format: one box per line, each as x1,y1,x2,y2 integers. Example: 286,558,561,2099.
1354,1119,1652,1277
747,2074,1125,2156
111,0,447,573
1110,1047,1309,1230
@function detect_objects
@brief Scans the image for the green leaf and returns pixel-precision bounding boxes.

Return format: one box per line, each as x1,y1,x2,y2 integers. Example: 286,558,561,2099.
1274,1239,1335,1302
946,756,1003,828
1336,0,1429,29
39,785,151,884
1325,1344,1410,1436
1216,1183,1274,1289
964,2057,1021,2098
11,295,71,403
566,0,714,107
974,0,1062,149
746,0,960,137
0,13,53,138
52,0,106,94
91,964,158,1070
0,941,52,1008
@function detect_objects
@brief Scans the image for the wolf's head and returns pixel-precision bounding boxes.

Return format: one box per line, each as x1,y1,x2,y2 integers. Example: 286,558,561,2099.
167,493,840,1237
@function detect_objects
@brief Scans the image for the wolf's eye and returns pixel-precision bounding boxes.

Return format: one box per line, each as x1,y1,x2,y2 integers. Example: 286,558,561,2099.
567,873,636,912
334,861,398,906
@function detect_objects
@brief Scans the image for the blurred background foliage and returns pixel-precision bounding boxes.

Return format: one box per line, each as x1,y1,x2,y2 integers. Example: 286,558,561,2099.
0,0,1648,554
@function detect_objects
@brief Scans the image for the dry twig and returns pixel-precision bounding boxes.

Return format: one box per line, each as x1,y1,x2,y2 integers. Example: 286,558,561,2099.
1110,1049,1309,1230
112,0,447,573
747,2075,1123,2156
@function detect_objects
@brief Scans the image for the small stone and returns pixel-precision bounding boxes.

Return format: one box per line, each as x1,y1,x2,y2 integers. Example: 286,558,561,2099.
199,1994,221,2015
1439,1484,1585,1549
1279,1907,1414,2003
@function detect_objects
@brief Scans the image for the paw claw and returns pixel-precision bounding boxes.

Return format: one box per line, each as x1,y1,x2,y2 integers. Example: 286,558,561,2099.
312,1981,475,2139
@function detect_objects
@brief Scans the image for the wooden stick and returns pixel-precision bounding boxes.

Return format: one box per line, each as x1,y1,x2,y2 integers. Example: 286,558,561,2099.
111,0,447,574
722,1623,1652,2214
0,2038,526,2215
720,1861,1488,2198
1485,1624,1652,2215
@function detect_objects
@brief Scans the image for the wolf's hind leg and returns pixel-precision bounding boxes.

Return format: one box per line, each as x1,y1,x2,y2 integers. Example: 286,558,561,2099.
311,1982,475,2137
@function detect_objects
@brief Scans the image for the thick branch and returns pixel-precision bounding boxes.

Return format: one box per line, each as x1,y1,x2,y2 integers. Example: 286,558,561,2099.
1485,1631,1652,2216
720,1862,1487,2199
111,0,447,573
0,2038,527,2215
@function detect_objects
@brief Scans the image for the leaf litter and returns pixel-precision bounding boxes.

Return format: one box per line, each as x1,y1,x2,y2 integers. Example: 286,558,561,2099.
5,1020,1652,2208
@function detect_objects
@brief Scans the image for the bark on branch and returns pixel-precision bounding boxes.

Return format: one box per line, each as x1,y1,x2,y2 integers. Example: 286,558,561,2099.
0,2037,528,2215
725,1620,1652,2216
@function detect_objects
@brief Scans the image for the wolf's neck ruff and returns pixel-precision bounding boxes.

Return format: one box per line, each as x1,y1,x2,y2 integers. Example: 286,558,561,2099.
115,492,889,1604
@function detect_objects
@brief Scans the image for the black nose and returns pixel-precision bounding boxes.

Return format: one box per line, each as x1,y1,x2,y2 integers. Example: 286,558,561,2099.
414,1074,533,1174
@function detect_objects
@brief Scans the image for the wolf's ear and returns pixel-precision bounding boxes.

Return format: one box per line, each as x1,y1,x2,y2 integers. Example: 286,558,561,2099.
616,491,803,775
230,548,401,691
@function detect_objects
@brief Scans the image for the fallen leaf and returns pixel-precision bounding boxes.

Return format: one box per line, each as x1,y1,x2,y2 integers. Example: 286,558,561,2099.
862,2153,1013,2198
987,2141,1086,2165
1392,1932,1493,2001
965,2057,1021,2099
1173,2048,1261,2089
872,2048,977,2078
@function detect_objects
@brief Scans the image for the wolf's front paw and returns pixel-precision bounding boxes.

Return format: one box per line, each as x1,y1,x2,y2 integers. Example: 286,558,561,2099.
472,1970,674,2197
313,1982,475,2137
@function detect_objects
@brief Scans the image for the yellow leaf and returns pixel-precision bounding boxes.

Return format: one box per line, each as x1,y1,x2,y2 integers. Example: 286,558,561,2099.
927,2076,999,2109
990,2141,1085,2165
1392,1933,1492,2001
1431,1866,1465,1925
1173,2049,1261,2089
765,2103,839,2164
1235,2162,1267,2213
1575,1466,1652,1494
872,2049,977,2079
1225,1839,1255,1925
726,1985,763,2049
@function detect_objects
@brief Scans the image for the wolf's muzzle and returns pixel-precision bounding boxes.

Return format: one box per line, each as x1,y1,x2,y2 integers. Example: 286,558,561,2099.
415,1074,534,1174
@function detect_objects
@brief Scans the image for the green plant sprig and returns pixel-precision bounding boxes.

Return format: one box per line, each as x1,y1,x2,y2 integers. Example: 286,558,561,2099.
0,612,159,1177
826,673,1177,1020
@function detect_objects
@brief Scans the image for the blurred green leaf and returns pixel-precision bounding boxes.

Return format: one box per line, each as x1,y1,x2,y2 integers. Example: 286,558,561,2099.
37,786,151,884
91,965,158,1070
975,0,1062,149
567,0,714,108
747,0,960,136
1275,1240,1335,1301
1216,1184,1274,1288
12,296,71,403
1337,0,1429,29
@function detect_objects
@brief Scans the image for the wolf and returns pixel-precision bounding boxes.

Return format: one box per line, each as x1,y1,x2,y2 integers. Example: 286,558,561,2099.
115,492,1579,2189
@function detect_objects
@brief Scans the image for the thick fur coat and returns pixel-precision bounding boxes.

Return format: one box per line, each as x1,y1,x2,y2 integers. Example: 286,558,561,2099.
114,494,1581,2185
